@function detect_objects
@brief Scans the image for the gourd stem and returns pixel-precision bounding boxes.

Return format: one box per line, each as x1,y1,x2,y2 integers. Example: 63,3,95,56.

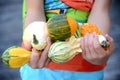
33,34,38,45
74,25,81,38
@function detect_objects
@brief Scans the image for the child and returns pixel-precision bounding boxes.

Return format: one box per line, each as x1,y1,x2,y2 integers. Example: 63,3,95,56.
20,0,114,80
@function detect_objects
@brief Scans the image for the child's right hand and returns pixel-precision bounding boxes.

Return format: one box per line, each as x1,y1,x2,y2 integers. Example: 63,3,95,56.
80,33,114,65
24,37,52,68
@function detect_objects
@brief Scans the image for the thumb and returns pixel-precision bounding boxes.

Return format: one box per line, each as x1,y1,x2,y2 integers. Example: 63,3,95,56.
24,40,32,51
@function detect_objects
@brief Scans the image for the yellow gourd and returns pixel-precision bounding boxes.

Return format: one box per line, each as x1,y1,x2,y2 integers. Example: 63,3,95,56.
1,46,31,68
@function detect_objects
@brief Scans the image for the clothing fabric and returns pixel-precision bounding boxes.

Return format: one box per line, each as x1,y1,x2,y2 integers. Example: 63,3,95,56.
46,53,106,72
46,8,90,22
44,0,94,11
21,0,106,80
61,0,94,11
44,0,69,10
20,64,104,80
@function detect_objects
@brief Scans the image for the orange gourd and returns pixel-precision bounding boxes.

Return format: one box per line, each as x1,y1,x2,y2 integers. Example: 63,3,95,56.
66,16,78,35
80,23,102,36
80,23,110,50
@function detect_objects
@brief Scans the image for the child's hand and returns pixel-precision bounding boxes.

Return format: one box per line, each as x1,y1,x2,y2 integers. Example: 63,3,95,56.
80,32,114,65
24,40,32,51
24,37,52,68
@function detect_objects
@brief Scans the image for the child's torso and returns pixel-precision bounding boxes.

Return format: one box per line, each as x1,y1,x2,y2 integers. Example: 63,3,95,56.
21,0,106,80
44,0,106,72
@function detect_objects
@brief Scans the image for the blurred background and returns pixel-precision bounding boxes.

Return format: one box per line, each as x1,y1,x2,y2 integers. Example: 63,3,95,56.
0,0,120,80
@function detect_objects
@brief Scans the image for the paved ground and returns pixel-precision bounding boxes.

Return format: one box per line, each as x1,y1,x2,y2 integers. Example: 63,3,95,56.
0,0,120,80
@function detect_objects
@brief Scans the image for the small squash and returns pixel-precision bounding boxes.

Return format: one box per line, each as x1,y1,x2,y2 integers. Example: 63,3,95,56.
80,23,109,49
48,36,82,63
80,23,102,36
47,14,79,41
23,21,48,50
1,46,31,68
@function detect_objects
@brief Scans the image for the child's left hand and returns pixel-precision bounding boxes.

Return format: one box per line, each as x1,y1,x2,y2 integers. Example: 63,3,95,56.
80,32,114,65
27,37,52,68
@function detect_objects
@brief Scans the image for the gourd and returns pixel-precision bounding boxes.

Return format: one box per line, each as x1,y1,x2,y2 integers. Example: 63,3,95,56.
1,15,79,68
23,15,79,49
48,23,110,63
23,21,48,50
1,18,110,68
48,24,81,63
80,23,109,48
80,23,102,36
47,14,79,41
1,46,31,68
48,36,82,63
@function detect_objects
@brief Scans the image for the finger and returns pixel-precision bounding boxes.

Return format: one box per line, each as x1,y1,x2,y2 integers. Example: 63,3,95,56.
93,34,107,57
105,34,115,54
24,40,32,51
45,58,51,66
81,37,86,58
84,33,91,58
47,37,53,46
38,37,52,68
105,34,114,46
28,48,41,68
88,32,97,57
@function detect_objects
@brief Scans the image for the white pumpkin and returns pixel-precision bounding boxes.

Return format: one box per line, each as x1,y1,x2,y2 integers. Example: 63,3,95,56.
23,21,48,50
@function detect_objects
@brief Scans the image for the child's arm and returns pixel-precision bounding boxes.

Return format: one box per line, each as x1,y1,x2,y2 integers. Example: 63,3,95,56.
81,0,115,65
24,0,46,28
88,0,112,34
23,0,52,68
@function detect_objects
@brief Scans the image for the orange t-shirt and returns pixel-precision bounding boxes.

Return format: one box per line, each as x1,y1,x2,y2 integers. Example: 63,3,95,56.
46,53,106,72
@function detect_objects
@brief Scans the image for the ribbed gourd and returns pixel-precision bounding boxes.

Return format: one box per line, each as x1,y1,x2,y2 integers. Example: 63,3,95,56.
48,21,81,63
47,14,79,41
48,23,110,63
1,17,110,68
23,15,79,49
1,46,31,68
1,15,80,68
48,36,82,63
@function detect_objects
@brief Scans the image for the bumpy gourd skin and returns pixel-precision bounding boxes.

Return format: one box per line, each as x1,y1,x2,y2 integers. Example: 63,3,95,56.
80,23,102,36
81,23,109,49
